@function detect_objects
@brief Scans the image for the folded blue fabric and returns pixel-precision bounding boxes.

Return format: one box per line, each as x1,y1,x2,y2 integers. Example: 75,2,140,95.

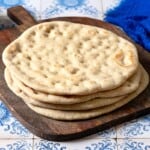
104,0,150,52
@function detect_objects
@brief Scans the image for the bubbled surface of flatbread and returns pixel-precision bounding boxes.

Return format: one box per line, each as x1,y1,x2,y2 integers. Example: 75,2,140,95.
3,21,139,95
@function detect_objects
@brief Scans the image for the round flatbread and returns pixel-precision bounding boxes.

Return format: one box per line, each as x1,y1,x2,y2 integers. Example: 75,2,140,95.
4,68,125,110
3,21,138,95
24,96,124,110
7,66,141,105
26,67,149,120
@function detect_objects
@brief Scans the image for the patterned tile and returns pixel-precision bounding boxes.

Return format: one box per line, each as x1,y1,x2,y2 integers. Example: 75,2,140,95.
116,115,150,138
81,127,117,139
117,139,150,150
0,0,41,20
41,0,102,19
0,101,33,138
0,139,33,150
34,138,117,150
0,0,25,8
102,0,121,14
97,127,117,138
23,0,41,20
0,6,7,15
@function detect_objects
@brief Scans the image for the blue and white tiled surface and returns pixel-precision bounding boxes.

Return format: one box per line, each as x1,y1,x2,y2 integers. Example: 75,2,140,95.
0,0,150,149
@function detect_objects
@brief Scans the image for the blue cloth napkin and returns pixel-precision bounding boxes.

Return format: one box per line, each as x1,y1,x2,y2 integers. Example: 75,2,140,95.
104,0,150,52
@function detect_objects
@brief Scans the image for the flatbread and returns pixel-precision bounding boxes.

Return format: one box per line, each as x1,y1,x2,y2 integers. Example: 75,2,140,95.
24,96,124,110
7,66,141,105
4,68,125,110
27,67,149,120
3,21,138,95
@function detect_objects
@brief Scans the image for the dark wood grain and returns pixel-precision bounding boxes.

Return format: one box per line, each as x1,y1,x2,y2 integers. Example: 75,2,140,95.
0,6,149,141
7,6,36,32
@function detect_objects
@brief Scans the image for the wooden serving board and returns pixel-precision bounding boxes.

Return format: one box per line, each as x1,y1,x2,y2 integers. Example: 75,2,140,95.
0,6,150,141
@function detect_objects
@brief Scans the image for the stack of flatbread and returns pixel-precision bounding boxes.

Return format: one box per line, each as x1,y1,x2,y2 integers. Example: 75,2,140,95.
2,21,149,120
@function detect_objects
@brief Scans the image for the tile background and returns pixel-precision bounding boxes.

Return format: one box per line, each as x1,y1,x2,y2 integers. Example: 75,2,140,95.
0,0,150,149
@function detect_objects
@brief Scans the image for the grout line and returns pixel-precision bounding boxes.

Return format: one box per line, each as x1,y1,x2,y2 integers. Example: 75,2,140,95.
0,7,3,14
100,0,105,20
39,0,42,20
115,125,119,150
116,138,119,150
116,138,150,139
100,0,104,14
115,125,118,139
31,134,34,150
32,137,34,150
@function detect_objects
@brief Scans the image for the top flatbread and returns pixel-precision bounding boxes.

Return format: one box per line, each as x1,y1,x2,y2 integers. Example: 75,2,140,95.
2,21,138,95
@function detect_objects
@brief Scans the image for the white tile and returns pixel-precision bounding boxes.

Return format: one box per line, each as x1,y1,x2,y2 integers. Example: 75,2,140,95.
81,127,117,139
0,0,25,8
23,0,41,20
97,127,117,138
34,138,117,150
117,115,150,138
99,13,105,20
0,0,40,20
117,139,150,150
0,7,7,15
89,0,102,12
0,101,33,139
102,0,121,14
41,0,101,19
0,139,33,149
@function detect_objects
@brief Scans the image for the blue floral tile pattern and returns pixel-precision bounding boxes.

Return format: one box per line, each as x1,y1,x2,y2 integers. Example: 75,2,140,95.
34,139,117,150
0,0,25,8
84,128,117,139
23,0,41,20
102,0,121,14
6,120,30,136
0,140,32,150
0,101,32,138
85,139,117,150
0,101,11,125
118,139,150,150
0,7,5,13
41,0,100,19
0,0,40,20
117,115,150,138
34,140,67,150
97,128,117,138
